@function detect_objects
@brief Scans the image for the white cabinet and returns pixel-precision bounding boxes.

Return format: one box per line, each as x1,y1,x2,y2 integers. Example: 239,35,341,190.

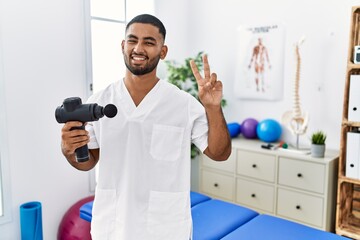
199,138,339,231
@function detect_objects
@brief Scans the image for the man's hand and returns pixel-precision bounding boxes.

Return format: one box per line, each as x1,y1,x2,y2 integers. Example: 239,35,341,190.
190,54,223,108
61,121,89,157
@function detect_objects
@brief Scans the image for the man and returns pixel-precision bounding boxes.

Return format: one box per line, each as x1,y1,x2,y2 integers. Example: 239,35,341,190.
248,37,271,92
61,14,231,240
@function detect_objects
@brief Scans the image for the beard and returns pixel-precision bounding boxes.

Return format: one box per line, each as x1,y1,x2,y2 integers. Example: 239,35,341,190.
124,54,161,76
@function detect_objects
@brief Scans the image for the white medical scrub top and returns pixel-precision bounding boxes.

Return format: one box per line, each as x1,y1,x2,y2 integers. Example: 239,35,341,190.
86,79,209,240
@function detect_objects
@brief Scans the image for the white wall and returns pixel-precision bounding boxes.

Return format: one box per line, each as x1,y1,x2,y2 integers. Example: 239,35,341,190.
0,0,92,239
0,0,359,238
156,0,360,150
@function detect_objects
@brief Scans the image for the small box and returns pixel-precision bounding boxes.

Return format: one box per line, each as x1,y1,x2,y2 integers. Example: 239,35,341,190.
354,45,360,64
348,75,360,122
346,132,360,179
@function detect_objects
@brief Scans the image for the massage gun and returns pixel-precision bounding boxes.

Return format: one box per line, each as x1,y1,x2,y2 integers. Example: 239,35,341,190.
55,97,117,162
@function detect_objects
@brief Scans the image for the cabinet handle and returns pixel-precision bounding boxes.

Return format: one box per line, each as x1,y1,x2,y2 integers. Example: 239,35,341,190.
214,183,219,187
251,193,256,198
252,164,257,168
297,173,303,178
296,205,301,210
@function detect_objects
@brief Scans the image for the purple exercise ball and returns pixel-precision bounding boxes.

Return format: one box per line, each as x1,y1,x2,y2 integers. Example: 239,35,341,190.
58,195,94,240
241,118,258,139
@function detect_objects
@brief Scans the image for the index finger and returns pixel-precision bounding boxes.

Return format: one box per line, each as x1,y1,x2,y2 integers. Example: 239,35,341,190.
190,59,202,82
62,121,83,131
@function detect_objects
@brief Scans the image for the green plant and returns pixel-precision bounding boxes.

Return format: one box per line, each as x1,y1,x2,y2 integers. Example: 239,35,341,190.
311,131,327,145
165,51,227,158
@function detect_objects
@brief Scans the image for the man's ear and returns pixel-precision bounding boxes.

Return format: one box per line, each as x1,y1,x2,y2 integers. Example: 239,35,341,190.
121,40,125,54
160,45,168,60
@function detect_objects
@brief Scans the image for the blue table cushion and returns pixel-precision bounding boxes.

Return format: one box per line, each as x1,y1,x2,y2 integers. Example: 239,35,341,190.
190,191,211,207
79,201,93,222
192,199,259,240
79,191,212,222
221,214,350,240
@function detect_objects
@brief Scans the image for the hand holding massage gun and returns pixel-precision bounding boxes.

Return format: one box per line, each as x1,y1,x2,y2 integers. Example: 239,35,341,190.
55,97,117,162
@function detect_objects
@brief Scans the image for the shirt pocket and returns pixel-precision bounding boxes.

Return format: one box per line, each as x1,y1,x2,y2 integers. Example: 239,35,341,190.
147,191,191,240
150,124,184,162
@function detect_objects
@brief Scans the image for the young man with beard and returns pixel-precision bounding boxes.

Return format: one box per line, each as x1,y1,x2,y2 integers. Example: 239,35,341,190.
60,14,231,240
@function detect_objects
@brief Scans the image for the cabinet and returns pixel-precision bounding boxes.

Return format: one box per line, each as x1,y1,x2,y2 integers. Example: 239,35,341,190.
199,138,339,231
336,6,360,239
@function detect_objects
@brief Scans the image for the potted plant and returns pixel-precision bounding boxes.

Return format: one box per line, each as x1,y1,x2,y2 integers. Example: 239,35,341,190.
165,51,226,158
310,130,327,158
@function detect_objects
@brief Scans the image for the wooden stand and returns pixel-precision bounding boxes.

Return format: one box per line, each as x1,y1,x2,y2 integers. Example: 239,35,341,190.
336,6,360,239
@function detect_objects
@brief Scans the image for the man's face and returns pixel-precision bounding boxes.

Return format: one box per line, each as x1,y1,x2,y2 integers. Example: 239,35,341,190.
122,23,167,76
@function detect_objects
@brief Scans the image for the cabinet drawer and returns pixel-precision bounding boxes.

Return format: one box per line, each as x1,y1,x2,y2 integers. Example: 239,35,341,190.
278,158,325,194
201,149,235,173
237,150,276,182
277,188,323,228
201,170,234,201
236,178,274,213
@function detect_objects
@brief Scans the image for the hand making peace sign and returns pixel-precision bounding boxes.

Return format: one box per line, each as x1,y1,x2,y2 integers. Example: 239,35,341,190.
190,54,223,108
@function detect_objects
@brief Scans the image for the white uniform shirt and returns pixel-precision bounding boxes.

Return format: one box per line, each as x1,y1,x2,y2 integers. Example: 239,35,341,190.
86,79,209,240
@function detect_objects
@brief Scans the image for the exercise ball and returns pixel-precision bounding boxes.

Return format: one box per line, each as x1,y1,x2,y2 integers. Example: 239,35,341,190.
256,119,282,143
241,118,258,139
227,122,241,138
58,195,94,240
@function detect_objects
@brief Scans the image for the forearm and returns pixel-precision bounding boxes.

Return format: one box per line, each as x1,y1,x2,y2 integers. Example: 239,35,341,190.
62,147,99,171
204,106,232,161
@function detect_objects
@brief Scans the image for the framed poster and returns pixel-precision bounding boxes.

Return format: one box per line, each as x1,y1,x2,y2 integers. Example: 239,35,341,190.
234,24,285,100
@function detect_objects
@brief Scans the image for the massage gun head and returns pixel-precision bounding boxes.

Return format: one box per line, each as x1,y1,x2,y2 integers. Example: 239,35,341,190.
55,97,117,123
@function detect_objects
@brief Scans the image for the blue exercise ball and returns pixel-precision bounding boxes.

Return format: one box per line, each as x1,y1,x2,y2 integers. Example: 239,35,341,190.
241,118,258,139
227,122,241,138
256,119,282,143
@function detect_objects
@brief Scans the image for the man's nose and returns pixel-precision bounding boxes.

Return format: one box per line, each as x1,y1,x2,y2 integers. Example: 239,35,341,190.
133,42,145,53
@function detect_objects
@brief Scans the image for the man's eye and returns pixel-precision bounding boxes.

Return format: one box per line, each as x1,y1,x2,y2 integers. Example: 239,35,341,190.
146,42,155,45
127,40,136,43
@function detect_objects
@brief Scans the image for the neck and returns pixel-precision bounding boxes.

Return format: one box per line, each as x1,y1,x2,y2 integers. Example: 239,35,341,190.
124,71,159,106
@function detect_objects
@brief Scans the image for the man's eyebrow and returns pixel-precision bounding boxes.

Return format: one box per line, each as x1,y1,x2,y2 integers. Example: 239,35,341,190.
143,37,157,42
126,34,138,39
126,34,157,42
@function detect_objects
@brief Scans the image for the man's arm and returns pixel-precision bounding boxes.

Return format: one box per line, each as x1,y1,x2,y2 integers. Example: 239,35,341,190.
61,121,99,171
203,105,231,161
190,55,231,161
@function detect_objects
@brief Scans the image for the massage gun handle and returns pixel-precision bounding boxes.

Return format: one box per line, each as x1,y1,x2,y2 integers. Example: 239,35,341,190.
71,124,90,162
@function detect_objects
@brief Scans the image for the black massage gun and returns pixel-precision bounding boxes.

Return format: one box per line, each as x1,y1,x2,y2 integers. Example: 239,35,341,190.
55,97,117,162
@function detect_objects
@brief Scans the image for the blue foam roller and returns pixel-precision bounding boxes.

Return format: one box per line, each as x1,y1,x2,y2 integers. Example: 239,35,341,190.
20,201,43,240
227,122,241,138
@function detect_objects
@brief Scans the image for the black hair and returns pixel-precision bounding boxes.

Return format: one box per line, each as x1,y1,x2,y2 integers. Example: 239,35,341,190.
126,14,166,40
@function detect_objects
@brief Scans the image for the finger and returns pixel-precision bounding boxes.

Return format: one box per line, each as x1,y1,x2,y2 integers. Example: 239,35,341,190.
210,72,217,86
203,54,211,80
63,121,83,131
68,129,89,137
190,59,203,82
70,135,89,144
213,80,223,90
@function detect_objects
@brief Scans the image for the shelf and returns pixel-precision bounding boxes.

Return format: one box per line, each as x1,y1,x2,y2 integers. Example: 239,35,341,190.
338,176,360,185
347,63,360,69
336,6,360,239
342,121,360,127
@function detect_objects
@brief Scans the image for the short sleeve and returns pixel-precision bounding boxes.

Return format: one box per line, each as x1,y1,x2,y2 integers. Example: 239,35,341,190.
189,98,208,153
86,121,99,149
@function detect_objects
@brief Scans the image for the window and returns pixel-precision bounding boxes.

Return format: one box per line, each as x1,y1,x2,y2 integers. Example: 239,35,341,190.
85,0,155,94
84,0,154,190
